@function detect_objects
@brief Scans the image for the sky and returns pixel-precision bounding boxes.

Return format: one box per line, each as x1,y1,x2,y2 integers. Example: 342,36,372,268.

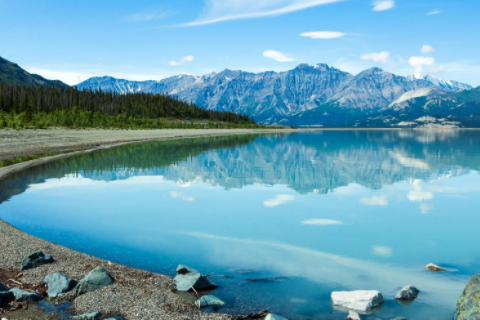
0,0,479,86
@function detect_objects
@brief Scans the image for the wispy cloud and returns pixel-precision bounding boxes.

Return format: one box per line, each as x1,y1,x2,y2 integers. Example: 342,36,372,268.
301,219,343,225
263,195,295,207
361,51,390,63
300,31,345,39
420,203,434,214
372,0,394,11
360,195,388,206
169,55,195,66
421,45,435,55
427,9,441,15
372,245,392,257
169,191,194,202
182,0,343,26
408,180,433,202
263,50,295,62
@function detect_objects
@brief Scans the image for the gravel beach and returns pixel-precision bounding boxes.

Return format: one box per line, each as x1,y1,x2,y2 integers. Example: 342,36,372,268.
0,128,299,320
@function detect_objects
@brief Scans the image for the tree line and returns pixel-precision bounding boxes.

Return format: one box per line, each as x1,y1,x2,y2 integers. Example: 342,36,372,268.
0,82,259,129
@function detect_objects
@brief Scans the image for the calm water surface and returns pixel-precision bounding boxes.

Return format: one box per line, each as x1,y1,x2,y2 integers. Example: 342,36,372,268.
1,130,480,320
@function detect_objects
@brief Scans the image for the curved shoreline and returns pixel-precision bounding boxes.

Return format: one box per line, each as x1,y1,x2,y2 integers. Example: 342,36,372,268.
0,128,302,320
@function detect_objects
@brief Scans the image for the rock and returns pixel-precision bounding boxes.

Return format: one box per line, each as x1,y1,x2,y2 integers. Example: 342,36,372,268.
103,317,125,320
265,313,289,320
45,273,76,297
9,287,43,302
395,285,419,300
455,274,480,320
74,266,114,296
0,282,14,305
194,295,226,308
426,263,445,272
71,312,101,320
173,265,217,292
331,290,384,312
20,251,54,271
391,318,406,320
347,310,361,320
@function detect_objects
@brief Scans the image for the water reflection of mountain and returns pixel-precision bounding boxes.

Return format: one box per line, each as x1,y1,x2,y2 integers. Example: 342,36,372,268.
0,130,478,204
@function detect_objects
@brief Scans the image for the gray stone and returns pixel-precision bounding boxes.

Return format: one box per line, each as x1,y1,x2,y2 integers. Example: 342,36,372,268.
194,295,226,308
395,285,419,300
103,317,125,320
426,263,445,272
173,265,217,292
455,274,480,320
9,287,43,302
71,312,101,320
331,290,384,312
347,310,361,320
45,273,76,297
20,251,54,271
265,313,289,320
74,266,114,296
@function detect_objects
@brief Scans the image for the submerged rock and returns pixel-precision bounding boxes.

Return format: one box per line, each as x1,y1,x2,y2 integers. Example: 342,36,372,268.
265,313,289,320
20,251,54,271
45,273,76,297
347,310,361,320
173,265,217,292
395,285,419,300
9,287,43,302
391,318,406,320
194,295,225,308
426,263,445,272
71,312,102,320
455,274,480,320
74,266,114,296
331,290,384,312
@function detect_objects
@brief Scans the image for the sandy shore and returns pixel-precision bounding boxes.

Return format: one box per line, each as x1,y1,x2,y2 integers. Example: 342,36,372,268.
0,128,299,320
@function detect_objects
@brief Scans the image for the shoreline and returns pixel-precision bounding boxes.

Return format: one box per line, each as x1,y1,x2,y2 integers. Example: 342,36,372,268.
0,128,303,320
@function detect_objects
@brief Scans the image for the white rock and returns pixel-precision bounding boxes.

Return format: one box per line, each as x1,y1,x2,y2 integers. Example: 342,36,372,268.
265,314,289,320
331,290,384,311
347,310,361,320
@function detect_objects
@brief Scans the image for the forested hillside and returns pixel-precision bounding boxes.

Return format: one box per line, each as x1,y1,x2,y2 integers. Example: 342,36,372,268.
0,83,258,129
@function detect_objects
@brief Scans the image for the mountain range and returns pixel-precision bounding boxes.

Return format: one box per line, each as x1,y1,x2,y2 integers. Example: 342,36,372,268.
0,56,68,88
77,64,479,127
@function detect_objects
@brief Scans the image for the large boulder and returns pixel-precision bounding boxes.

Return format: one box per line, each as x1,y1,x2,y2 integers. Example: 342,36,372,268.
455,274,480,320
173,265,217,292
331,290,384,312
194,295,226,308
265,313,289,320
20,251,54,271
395,285,419,300
74,266,114,296
71,312,102,320
9,287,43,302
45,273,77,297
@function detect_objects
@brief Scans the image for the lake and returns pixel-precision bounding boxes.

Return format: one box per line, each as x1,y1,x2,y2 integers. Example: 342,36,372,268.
1,130,479,320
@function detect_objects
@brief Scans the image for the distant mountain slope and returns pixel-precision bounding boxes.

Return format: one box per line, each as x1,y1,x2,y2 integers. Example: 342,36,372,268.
77,64,472,126
0,56,69,88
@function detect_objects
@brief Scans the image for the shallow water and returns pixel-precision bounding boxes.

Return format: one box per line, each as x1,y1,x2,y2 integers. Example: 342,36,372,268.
1,130,480,320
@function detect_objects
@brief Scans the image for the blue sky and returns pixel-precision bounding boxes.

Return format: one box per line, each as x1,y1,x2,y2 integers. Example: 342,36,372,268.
1,0,479,86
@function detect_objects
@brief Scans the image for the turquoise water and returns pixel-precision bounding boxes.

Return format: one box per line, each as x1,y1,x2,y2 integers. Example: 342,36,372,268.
1,130,480,319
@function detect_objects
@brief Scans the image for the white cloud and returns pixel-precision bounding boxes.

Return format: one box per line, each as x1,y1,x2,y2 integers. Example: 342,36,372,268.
408,190,433,202
301,219,343,225
25,68,96,86
389,152,430,169
372,0,394,11
263,195,295,207
169,191,194,202
427,9,441,15
360,195,388,206
361,51,390,63
169,55,195,66
263,50,295,62
420,203,434,214
421,45,436,55
300,31,345,39
126,11,170,22
183,0,343,26
372,245,392,257
409,56,436,78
